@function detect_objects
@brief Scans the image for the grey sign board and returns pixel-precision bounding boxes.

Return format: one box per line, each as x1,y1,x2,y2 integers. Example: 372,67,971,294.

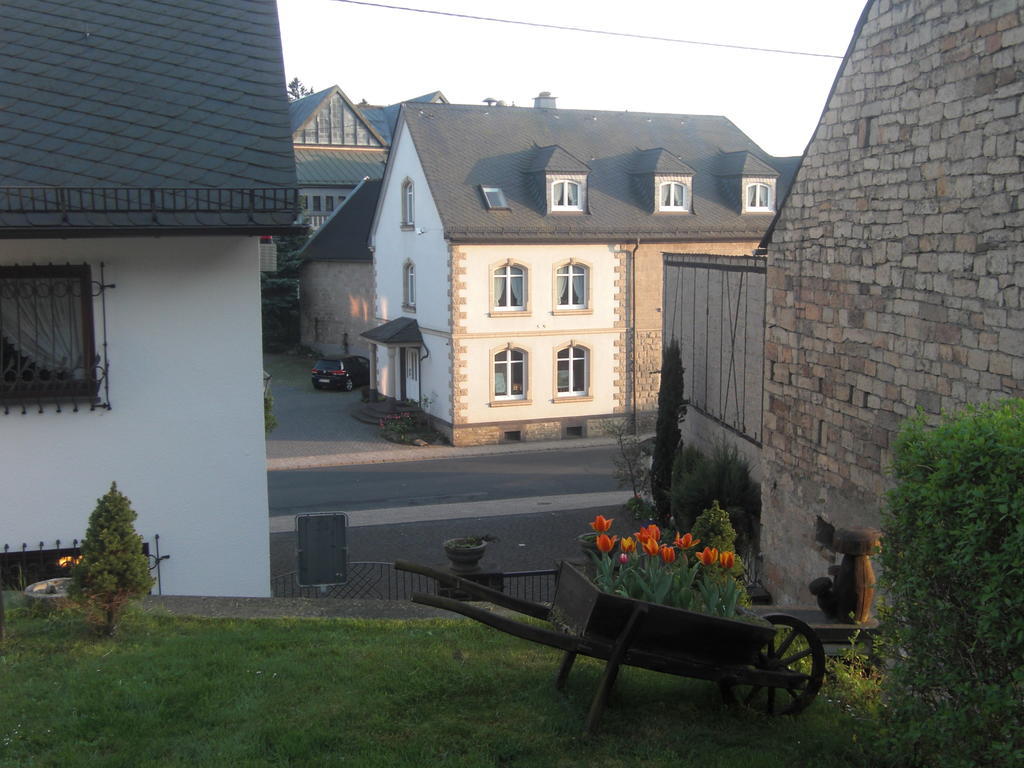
296,512,348,587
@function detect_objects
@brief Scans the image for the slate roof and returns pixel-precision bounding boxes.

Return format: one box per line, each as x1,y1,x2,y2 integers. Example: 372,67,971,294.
360,91,448,145
294,148,388,186
361,316,422,346
399,103,798,242
0,0,298,236
289,88,335,134
300,178,381,262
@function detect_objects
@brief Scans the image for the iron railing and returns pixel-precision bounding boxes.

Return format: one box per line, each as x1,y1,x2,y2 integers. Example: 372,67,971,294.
271,563,559,604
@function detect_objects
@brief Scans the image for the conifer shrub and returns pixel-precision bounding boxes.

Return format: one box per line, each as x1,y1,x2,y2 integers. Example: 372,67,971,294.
70,483,154,636
669,443,760,554
650,339,685,525
879,400,1024,768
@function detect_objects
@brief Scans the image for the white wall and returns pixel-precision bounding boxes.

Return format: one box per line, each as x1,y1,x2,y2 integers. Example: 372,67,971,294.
0,236,270,597
370,120,453,422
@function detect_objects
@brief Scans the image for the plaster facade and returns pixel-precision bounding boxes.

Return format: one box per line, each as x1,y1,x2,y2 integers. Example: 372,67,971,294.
1,237,271,597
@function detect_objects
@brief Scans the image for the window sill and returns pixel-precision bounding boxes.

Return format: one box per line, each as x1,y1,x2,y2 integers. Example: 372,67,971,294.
743,208,774,214
402,303,416,312
553,394,593,404
490,398,532,407
489,309,531,318
400,224,415,231
551,307,592,316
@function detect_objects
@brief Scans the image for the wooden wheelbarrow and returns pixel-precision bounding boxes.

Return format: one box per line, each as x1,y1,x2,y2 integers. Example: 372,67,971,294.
395,560,826,735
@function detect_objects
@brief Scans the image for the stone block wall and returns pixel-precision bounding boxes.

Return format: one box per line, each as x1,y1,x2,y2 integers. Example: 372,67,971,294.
299,260,374,356
761,0,1024,605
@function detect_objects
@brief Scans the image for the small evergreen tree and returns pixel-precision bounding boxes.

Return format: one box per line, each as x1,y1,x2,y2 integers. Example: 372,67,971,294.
260,229,309,349
650,338,685,525
70,483,154,636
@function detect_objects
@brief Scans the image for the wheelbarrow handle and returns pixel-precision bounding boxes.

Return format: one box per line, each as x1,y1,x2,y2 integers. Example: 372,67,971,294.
394,559,551,620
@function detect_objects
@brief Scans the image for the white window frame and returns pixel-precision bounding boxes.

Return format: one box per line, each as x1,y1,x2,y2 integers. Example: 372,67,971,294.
658,181,690,212
551,179,582,211
492,263,527,312
401,178,415,226
556,345,588,397
403,261,416,309
745,182,773,212
493,347,526,401
555,262,588,310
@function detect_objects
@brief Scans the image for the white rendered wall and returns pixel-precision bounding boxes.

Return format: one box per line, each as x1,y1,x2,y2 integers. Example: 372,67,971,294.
0,236,270,597
370,121,453,422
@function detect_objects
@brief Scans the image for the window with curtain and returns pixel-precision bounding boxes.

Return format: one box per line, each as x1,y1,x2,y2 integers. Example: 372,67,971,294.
493,264,526,311
556,263,588,309
658,181,690,211
552,180,582,210
0,265,96,401
403,262,416,308
745,182,773,211
556,345,588,396
493,348,525,399
401,179,415,226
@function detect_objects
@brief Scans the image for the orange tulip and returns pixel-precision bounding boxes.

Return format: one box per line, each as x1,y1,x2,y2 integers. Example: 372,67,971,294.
641,536,661,557
589,515,613,533
719,551,735,570
674,532,700,550
620,536,637,553
696,547,719,566
595,533,618,553
636,524,661,542
660,546,677,564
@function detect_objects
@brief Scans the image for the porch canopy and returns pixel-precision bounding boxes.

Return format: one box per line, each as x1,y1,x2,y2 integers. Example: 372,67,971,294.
361,316,422,346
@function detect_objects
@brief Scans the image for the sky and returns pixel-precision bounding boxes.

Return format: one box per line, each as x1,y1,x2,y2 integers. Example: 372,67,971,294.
276,0,868,157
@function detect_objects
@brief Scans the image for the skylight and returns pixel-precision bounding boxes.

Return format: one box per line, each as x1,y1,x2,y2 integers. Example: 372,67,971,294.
481,186,510,210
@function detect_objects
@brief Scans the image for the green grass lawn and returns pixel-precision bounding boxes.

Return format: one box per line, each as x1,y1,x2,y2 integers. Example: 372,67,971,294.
263,352,317,390
0,603,883,768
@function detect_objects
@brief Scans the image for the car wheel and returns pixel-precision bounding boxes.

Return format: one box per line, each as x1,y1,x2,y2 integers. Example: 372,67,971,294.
343,377,354,392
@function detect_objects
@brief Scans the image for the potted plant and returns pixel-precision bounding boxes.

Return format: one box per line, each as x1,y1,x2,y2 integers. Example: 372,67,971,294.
443,535,496,573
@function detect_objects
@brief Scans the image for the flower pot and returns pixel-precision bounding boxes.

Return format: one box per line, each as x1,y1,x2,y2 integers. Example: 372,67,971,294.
443,538,488,573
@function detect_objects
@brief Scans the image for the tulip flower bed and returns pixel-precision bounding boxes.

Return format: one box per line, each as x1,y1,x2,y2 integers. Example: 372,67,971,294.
586,515,746,618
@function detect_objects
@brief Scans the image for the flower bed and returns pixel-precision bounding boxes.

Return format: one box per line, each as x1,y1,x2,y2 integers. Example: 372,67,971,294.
584,514,745,618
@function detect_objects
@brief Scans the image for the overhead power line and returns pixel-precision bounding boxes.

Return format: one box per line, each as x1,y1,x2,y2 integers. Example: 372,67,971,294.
329,0,844,60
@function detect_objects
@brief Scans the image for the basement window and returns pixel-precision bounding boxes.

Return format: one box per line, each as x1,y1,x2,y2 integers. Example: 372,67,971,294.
480,186,510,210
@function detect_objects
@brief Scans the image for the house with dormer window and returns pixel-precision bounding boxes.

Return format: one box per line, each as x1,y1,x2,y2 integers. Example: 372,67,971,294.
365,95,795,446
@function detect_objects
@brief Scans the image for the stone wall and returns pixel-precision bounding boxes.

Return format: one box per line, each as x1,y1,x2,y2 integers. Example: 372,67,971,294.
761,0,1024,604
299,260,375,357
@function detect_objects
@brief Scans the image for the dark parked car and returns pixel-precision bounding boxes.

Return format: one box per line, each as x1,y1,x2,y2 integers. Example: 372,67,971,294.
310,356,370,391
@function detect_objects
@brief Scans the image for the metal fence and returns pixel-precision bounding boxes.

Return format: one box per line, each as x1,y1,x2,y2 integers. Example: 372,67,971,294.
270,562,559,604
663,253,766,445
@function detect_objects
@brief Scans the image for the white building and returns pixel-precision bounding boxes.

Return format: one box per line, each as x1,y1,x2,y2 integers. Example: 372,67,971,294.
366,96,796,446
0,0,299,597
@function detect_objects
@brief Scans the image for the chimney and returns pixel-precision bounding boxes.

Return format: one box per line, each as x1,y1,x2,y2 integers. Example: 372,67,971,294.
533,91,557,109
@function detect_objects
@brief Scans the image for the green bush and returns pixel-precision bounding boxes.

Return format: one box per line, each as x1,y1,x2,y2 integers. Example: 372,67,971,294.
669,442,760,553
264,391,277,435
879,400,1024,768
70,483,154,636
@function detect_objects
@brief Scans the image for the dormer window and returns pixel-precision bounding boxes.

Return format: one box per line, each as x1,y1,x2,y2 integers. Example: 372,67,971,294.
401,178,414,226
658,181,690,212
744,181,774,212
552,180,582,210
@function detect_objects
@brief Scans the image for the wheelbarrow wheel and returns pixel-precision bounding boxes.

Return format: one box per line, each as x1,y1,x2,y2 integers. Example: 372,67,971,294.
719,613,826,715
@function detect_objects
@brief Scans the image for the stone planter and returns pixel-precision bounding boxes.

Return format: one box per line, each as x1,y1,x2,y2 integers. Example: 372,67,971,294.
443,538,488,573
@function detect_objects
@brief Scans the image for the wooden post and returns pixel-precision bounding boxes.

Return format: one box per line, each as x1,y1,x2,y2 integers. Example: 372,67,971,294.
584,604,647,737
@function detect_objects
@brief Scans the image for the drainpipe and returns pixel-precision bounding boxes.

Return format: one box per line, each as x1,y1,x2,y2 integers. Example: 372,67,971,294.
631,238,640,434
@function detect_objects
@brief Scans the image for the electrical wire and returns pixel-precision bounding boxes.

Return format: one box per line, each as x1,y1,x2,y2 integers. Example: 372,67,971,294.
328,0,844,60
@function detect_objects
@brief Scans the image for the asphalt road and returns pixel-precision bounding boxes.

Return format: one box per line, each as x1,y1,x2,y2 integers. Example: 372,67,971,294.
267,444,621,517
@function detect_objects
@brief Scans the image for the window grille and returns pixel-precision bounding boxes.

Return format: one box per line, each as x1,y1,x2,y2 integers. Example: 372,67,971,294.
0,263,111,413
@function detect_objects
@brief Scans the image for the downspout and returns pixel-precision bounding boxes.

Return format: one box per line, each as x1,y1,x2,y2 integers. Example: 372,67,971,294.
631,238,640,434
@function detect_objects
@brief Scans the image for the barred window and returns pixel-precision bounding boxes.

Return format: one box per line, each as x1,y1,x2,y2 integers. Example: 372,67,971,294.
0,265,98,403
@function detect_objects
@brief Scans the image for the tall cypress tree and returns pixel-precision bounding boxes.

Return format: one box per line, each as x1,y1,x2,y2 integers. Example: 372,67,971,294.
650,338,686,525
